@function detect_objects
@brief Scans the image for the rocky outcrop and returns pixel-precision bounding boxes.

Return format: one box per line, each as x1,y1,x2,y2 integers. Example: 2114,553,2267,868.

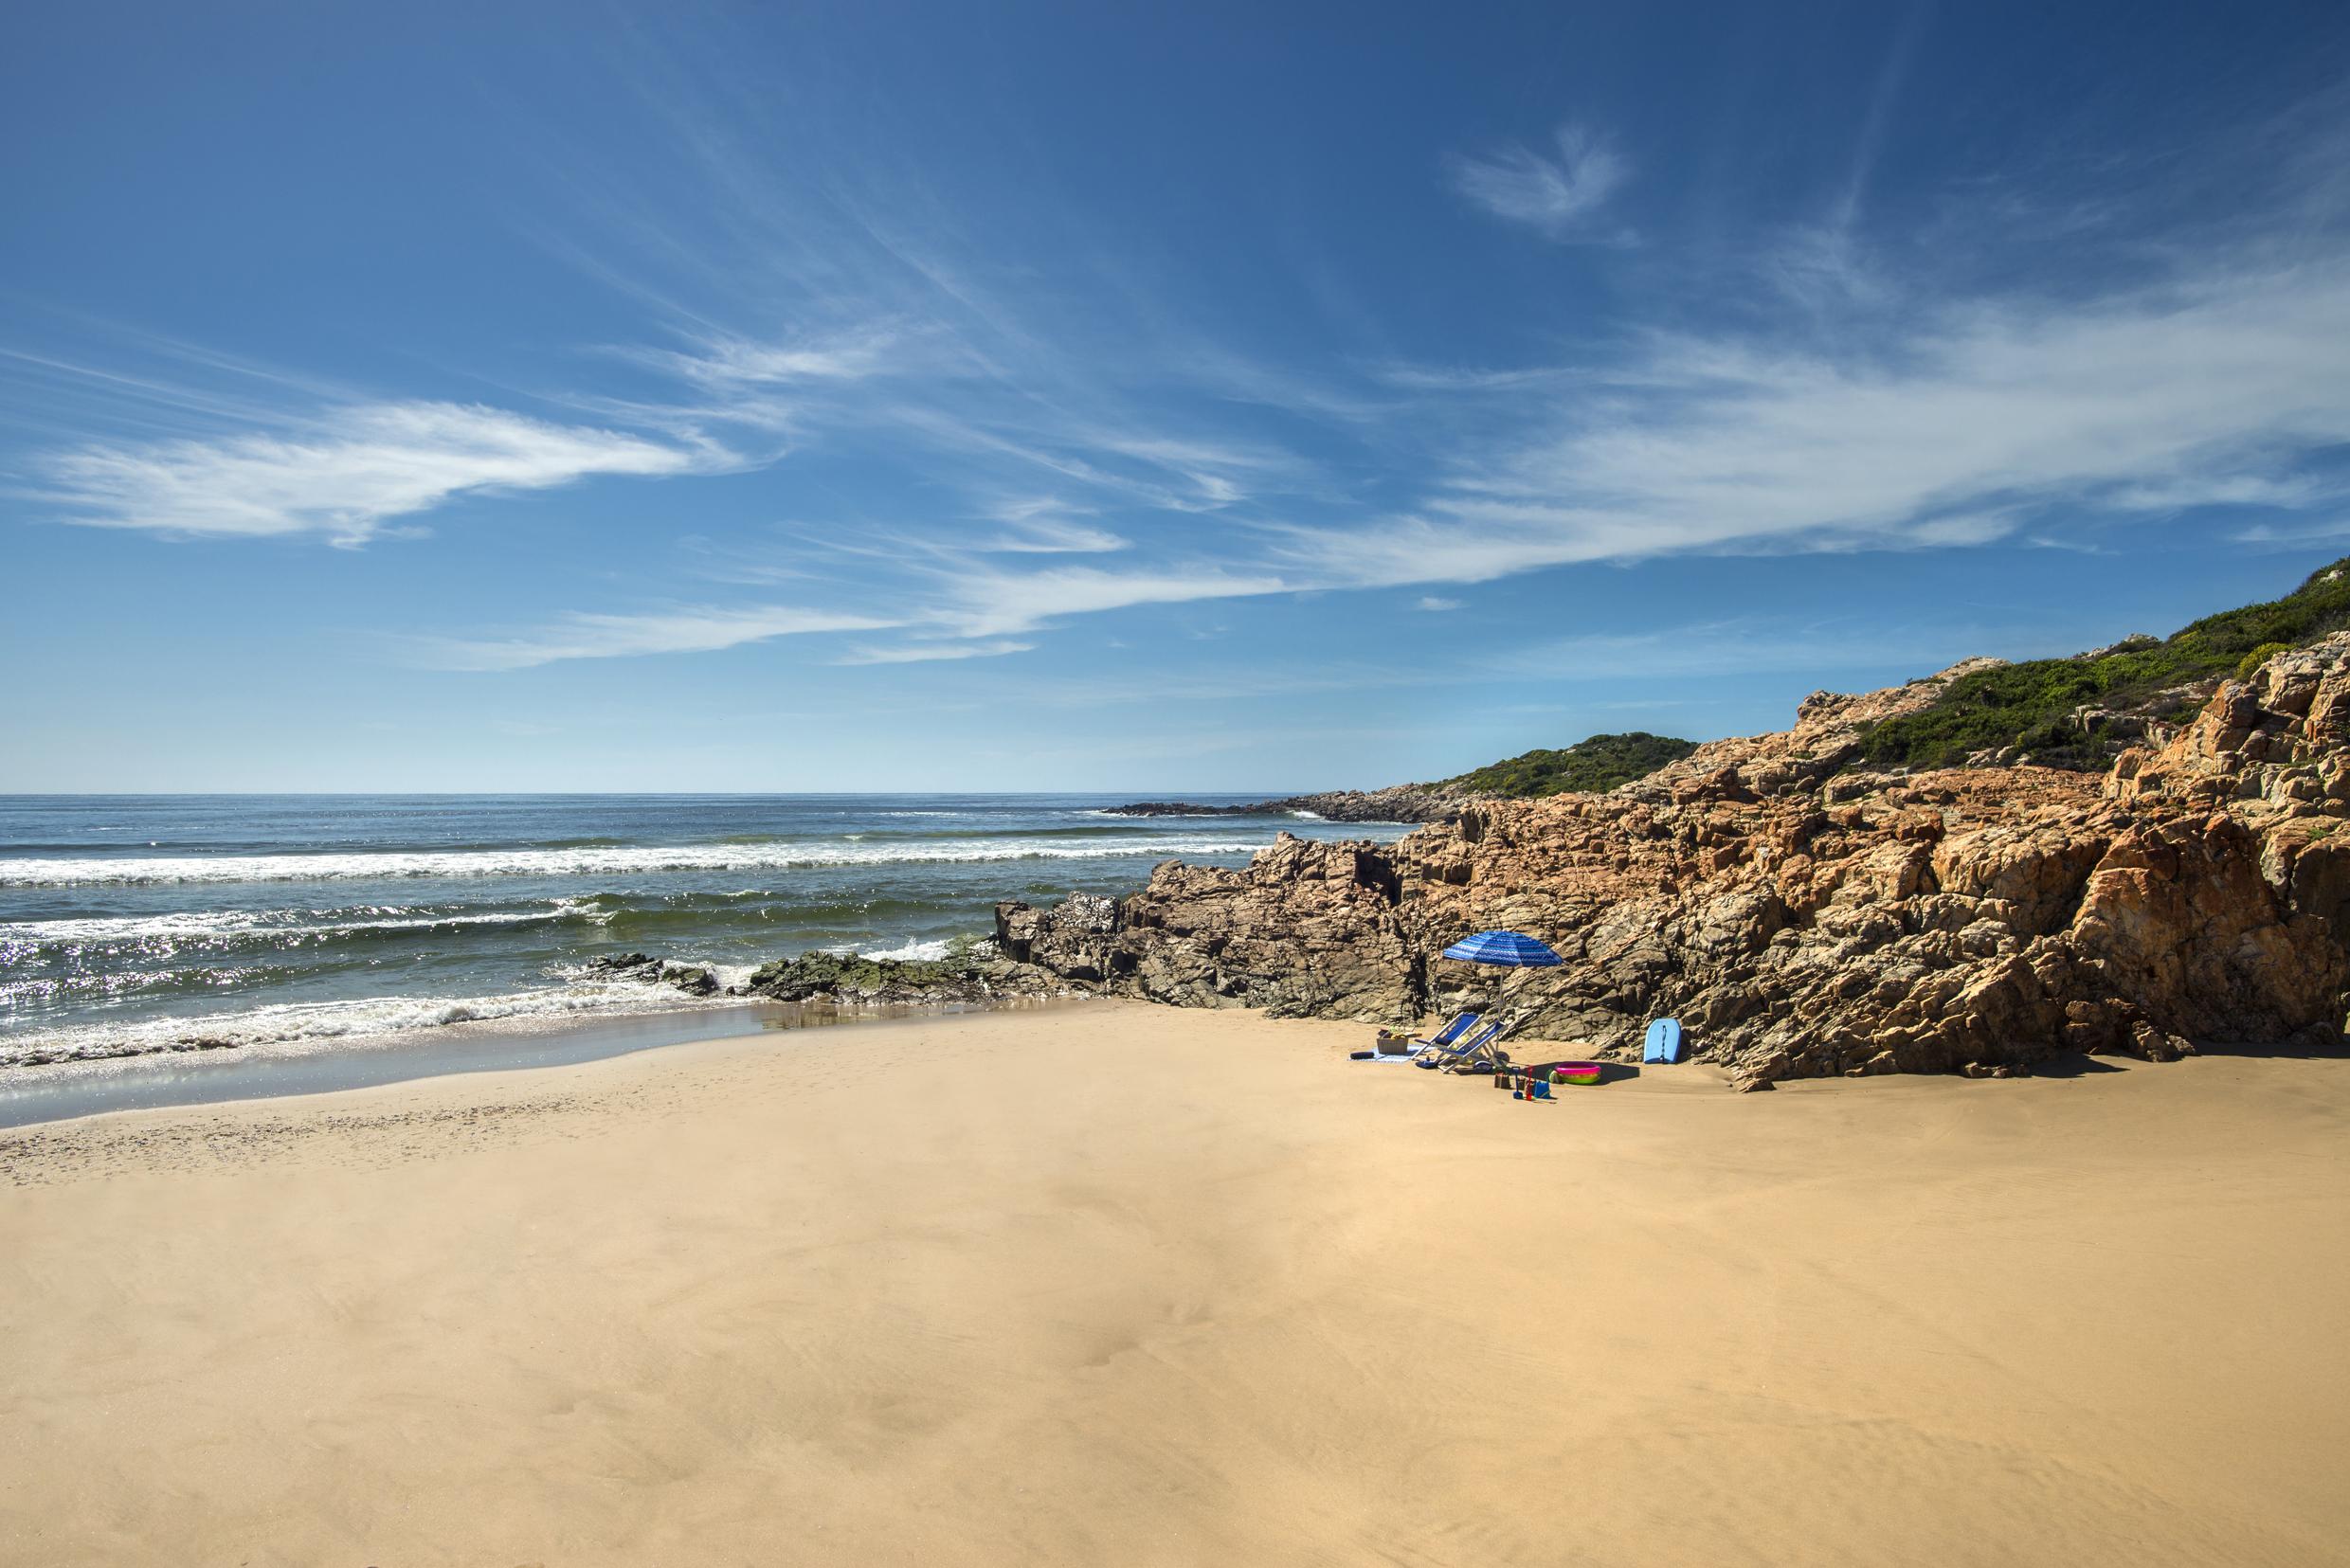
1102,784,1463,823
737,948,1064,1005
585,947,1072,1007
997,837,1414,1018
1001,645,2350,1088
1637,656,2006,801
582,953,724,996
2109,638,2350,812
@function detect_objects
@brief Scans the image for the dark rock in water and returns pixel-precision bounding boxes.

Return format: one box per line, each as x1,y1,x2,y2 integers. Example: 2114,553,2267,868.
591,940,1076,1008
586,951,720,994
1102,785,1464,824
583,952,663,983
739,944,1070,1005
1106,801,1256,818
660,964,720,997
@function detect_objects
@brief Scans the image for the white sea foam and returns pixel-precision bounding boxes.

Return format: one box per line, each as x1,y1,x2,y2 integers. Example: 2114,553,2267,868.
0,978,732,1069
0,900,603,946
0,838,1279,888
856,937,957,962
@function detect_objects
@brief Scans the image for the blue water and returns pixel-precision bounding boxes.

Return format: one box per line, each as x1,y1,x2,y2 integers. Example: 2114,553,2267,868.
0,794,1402,1068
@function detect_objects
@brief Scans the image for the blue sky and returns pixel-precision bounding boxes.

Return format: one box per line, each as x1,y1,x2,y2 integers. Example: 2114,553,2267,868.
6,1,2350,792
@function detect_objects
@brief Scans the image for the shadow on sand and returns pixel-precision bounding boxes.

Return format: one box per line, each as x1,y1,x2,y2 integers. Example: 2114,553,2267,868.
2017,1052,2130,1078
2192,1036,2350,1061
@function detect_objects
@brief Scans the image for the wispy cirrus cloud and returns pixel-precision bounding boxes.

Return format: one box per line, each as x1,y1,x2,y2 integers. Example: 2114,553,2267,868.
2232,516,2350,547
422,244,2350,664
832,638,1035,665
1280,258,2350,587
425,561,1288,670
966,496,1130,553
942,565,1296,638
981,516,1131,553
23,44,2350,700
412,604,898,671
34,402,719,546
1447,123,1630,240
617,325,909,387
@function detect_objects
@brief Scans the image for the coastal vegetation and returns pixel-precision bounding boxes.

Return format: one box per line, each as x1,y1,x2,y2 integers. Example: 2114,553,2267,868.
1438,731,1697,798
1861,557,2350,771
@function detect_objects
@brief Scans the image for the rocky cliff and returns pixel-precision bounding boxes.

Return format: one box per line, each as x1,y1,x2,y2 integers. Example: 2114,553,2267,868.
997,638,2350,1088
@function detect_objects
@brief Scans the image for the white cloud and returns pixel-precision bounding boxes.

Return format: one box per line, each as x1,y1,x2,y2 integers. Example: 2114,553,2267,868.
321,251,2350,668
2232,517,2350,547
1448,124,1630,239
944,565,1295,638
1418,596,1463,611
977,502,1130,553
29,79,2350,692
2106,474,2333,512
832,639,1035,665
1371,362,1577,393
38,402,714,546
1281,260,2350,586
413,604,898,671
623,326,907,387
984,521,1130,552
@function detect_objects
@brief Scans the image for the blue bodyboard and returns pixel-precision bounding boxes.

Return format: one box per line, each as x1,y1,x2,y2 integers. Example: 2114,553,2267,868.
1643,1018,1683,1064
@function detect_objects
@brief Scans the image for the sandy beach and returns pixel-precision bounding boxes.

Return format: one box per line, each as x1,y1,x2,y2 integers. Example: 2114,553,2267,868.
3,1000,2346,1566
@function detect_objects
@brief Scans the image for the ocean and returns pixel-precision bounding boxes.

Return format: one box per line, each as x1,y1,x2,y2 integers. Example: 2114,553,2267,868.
0,794,1407,1072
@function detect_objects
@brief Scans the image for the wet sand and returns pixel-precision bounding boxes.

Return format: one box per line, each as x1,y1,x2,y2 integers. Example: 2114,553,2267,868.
3,1000,2345,1565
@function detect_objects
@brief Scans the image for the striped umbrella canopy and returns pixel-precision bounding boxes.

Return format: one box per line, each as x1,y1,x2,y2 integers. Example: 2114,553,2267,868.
1440,929,1563,967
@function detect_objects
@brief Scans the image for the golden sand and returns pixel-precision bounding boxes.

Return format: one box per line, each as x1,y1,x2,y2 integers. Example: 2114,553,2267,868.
3,1000,2345,1565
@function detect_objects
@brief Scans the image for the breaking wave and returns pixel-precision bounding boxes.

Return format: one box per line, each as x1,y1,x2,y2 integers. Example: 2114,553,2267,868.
0,930,987,1069
849,937,958,963
0,900,604,950
0,978,737,1070
0,837,1274,888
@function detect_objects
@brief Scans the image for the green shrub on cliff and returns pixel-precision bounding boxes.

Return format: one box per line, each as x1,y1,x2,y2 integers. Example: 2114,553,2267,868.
1862,558,2350,771
1440,730,1697,798
2237,640,2293,682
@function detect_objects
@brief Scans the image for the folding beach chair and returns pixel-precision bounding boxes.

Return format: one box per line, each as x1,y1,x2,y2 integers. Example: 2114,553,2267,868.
1414,1012,1479,1050
1419,1016,1513,1071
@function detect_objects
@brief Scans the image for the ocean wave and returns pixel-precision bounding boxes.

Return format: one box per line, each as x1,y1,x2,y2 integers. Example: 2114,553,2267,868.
0,978,734,1070
0,931,984,1069
0,964,288,1009
0,837,1280,888
0,900,606,946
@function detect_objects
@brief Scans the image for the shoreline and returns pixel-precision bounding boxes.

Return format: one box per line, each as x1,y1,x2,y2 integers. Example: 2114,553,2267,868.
3,1002,2344,1564
0,796,1418,1089
0,993,1094,1131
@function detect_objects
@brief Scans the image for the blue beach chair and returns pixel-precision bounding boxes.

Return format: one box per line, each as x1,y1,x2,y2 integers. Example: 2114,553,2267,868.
1418,1017,1512,1070
1415,1012,1480,1050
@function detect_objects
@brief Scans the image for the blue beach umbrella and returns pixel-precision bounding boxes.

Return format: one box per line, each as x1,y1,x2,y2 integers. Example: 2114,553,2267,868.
1427,930,1561,1061
1440,929,1563,967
